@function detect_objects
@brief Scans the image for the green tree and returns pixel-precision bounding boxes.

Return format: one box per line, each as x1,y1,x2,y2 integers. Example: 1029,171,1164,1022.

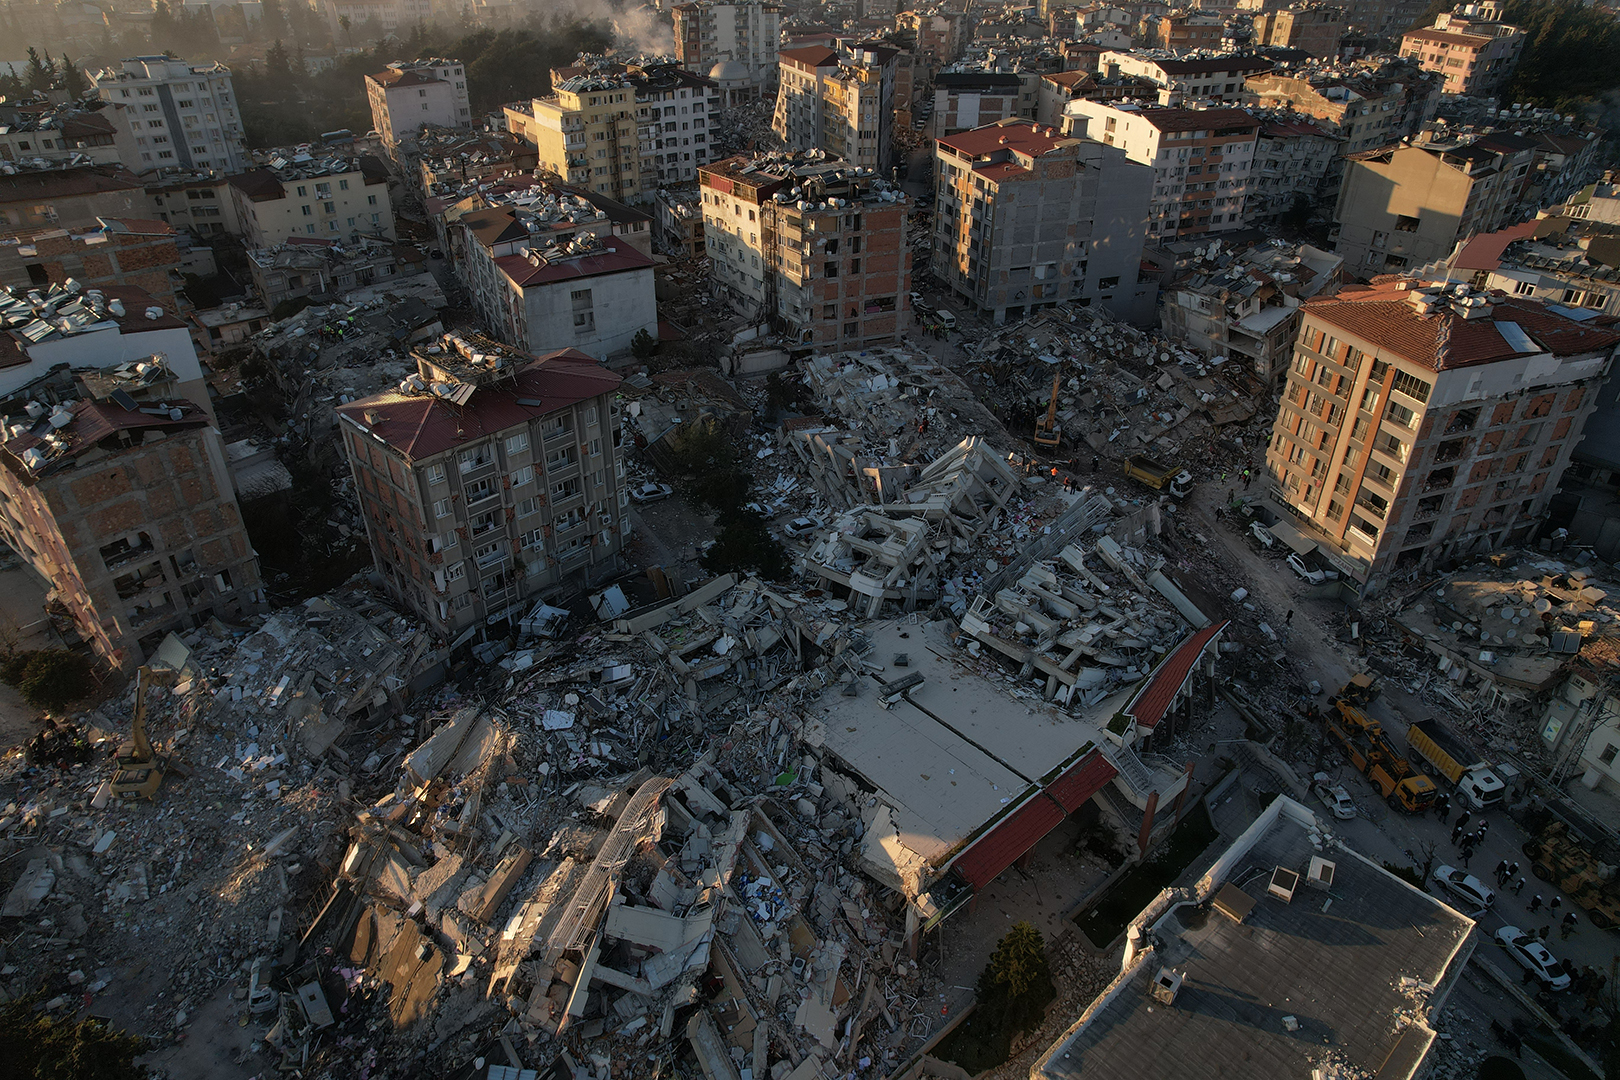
631,327,656,360
981,921,1054,1031
0,994,148,1079
339,14,352,43
24,47,50,93
60,56,87,99
1,650,95,714
701,510,791,580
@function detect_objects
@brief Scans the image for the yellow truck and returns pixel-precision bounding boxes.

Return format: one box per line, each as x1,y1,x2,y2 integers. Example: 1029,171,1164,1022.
1406,719,1506,811
1323,698,1437,813
1122,455,1193,499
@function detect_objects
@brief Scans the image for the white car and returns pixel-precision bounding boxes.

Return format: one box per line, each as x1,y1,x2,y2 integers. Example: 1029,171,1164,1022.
630,482,674,504
783,514,825,537
1311,773,1356,819
1496,926,1571,991
1433,865,1496,913
1286,552,1343,585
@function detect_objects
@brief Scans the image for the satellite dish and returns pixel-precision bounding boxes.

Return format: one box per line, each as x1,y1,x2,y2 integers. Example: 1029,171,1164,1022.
1536,599,1553,613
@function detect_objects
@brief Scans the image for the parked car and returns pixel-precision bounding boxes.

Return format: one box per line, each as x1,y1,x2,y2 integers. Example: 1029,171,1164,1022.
1250,521,1275,549
630,482,674,504
1310,772,1356,819
1286,552,1329,584
783,514,825,537
1495,926,1571,990
1432,865,1496,913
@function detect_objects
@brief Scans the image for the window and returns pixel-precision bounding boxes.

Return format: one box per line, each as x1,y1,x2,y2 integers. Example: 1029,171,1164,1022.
1386,402,1416,428
445,561,466,582
368,194,377,205
589,438,602,457
505,433,529,454
518,498,538,517
433,498,451,519
1390,370,1432,402
1601,743,1620,767
460,446,493,472
512,466,533,487
521,529,545,550
426,463,446,485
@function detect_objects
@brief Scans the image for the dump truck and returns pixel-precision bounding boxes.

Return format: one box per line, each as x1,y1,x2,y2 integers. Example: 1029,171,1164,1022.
1123,455,1193,499
1406,719,1506,810
1521,819,1620,928
1322,697,1437,813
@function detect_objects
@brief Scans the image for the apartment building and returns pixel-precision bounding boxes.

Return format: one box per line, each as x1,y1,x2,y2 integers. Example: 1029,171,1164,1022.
0,101,139,168
673,2,784,92
509,63,719,202
1454,217,1620,318
1401,2,1525,96
1160,240,1343,387
1264,281,1616,593
336,334,627,637
365,59,472,152
1249,116,1343,226
896,9,965,69
1140,9,1224,49
1244,64,1442,154
90,55,247,174
226,150,394,248
247,237,423,312
773,44,898,175
1063,101,1259,240
0,218,182,306
146,173,240,236
1332,139,1534,280
321,0,432,38
0,163,153,232
933,120,1154,324
1037,70,1164,128
931,72,1031,138
1098,53,1273,104
0,282,213,427
1252,4,1346,58
0,395,262,670
699,151,912,346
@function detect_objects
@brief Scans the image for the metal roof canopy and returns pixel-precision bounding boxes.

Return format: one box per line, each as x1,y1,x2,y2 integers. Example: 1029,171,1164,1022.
1265,516,1319,556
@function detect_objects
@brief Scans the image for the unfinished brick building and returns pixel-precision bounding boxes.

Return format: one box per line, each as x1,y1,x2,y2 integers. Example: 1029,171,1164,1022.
0,217,181,307
0,397,262,670
699,151,912,347
1265,279,1619,594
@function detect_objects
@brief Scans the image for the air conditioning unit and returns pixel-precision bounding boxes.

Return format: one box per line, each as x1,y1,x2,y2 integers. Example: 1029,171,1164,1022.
1307,856,1336,890
1268,865,1300,903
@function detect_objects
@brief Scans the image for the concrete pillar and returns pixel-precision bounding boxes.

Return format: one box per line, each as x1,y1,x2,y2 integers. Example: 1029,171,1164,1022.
1138,789,1160,858
1171,760,1195,823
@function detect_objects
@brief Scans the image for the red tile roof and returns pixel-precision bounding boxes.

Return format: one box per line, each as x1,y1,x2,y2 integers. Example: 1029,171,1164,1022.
101,217,176,236
368,68,440,88
1128,106,1260,134
1451,219,1538,272
937,121,1074,160
496,244,653,288
3,398,209,477
1126,621,1229,730
335,349,622,462
1304,283,1620,370
949,749,1118,890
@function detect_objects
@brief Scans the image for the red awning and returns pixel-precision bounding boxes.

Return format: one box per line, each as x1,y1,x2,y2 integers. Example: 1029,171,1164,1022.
950,750,1119,891
1125,621,1228,729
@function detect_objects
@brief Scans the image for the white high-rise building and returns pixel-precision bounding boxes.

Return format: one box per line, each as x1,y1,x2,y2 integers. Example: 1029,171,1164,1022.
91,55,247,174
366,59,473,152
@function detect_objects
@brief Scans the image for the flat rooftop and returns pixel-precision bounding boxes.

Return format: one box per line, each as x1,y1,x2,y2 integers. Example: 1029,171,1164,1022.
800,619,1123,873
1036,807,1475,1080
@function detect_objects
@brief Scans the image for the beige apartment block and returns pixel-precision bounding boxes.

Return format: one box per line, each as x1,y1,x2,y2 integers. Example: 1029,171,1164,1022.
336,334,628,639
1264,280,1617,594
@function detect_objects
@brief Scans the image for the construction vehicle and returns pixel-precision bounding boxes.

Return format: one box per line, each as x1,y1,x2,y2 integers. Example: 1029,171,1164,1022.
1123,455,1193,499
110,666,172,800
1321,696,1437,813
1339,673,1380,706
1521,818,1620,928
1406,719,1506,810
1033,371,1062,451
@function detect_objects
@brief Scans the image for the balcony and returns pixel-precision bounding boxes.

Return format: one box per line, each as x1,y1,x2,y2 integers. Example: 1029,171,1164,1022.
100,532,154,572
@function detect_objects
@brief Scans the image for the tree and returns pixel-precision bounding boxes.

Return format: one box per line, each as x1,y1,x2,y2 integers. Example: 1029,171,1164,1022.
24,47,51,93
981,921,1054,1032
0,994,149,1079
701,511,790,580
60,56,86,99
631,327,656,360
0,649,95,714
339,14,352,44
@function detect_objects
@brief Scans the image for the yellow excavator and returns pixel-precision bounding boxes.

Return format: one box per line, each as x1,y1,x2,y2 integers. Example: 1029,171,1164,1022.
1033,371,1062,452
111,666,172,800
